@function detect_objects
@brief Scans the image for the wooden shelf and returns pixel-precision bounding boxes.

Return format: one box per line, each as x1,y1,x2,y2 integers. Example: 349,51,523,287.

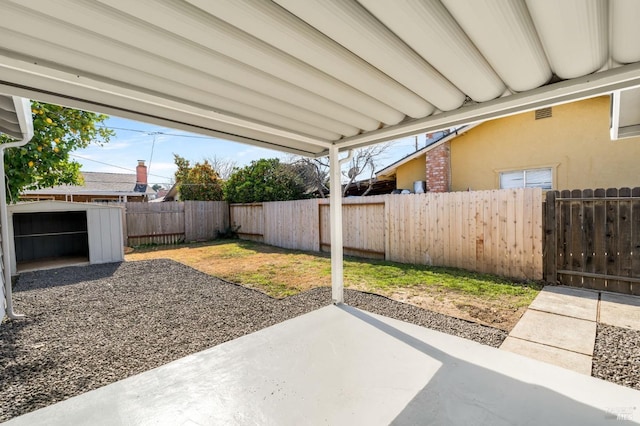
15,230,88,239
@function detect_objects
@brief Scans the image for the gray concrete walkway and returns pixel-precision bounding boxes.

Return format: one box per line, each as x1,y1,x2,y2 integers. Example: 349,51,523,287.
501,286,640,375
6,304,640,425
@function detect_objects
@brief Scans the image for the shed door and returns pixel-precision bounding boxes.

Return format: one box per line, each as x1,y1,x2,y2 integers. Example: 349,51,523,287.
13,211,89,265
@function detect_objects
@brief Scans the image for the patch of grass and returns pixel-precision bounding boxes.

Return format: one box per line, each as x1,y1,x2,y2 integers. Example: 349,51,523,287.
241,273,300,298
344,257,541,304
207,241,260,259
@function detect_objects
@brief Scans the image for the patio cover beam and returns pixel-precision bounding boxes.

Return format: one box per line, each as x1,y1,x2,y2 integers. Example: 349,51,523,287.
334,62,640,151
0,57,332,157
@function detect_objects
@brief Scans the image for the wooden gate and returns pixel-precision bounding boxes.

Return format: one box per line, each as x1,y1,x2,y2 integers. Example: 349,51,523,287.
544,188,640,295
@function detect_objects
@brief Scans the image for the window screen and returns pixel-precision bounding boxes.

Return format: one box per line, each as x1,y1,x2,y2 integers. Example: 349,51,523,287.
500,168,552,190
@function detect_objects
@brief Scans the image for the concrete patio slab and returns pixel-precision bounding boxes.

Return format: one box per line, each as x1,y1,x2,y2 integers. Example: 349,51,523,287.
529,286,598,321
6,305,640,425
509,310,596,355
500,337,593,375
600,292,640,330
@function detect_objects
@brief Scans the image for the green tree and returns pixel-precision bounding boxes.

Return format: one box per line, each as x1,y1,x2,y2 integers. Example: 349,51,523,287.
224,158,306,203
0,101,113,202
173,154,190,186
173,154,224,201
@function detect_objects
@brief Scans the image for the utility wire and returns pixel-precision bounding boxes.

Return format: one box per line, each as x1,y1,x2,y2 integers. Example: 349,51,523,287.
98,126,219,140
147,132,159,180
69,153,172,181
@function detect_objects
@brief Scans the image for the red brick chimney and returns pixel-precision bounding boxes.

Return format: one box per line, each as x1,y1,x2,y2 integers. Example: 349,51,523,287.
425,142,451,192
136,160,148,185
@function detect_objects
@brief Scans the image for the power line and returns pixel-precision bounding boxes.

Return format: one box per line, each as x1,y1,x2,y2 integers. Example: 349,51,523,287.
99,125,219,140
69,153,173,181
147,132,159,179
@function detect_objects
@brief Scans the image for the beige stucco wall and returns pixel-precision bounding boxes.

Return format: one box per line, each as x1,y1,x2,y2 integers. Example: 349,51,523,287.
449,96,640,191
395,155,426,190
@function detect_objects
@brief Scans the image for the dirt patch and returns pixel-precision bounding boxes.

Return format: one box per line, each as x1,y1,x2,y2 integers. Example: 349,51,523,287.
386,289,526,330
127,242,330,297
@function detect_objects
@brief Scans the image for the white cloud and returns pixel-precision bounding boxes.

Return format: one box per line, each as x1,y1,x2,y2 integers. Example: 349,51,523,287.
235,146,285,163
148,162,176,171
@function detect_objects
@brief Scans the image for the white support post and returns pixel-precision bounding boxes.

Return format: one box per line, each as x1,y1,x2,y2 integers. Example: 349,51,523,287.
328,145,354,304
610,90,621,140
329,145,344,304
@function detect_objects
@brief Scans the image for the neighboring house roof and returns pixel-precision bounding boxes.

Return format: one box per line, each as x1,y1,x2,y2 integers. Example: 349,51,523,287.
24,172,156,197
343,179,396,197
376,125,480,178
161,183,179,202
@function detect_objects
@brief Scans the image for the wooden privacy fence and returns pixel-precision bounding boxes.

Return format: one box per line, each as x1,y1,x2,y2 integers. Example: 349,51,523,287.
125,201,228,246
230,188,543,280
544,188,640,295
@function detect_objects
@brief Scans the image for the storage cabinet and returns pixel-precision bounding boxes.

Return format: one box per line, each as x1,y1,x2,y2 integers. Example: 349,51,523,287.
13,211,89,264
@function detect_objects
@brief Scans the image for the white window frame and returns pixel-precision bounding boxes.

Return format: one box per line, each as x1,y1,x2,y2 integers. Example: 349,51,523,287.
495,164,558,190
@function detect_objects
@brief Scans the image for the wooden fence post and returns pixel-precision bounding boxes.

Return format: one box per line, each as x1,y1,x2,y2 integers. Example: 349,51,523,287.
384,196,390,261
184,201,193,242
543,190,557,283
121,203,128,247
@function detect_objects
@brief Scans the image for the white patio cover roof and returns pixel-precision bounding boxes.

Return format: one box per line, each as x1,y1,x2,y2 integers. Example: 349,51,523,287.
0,95,31,141
1,0,640,157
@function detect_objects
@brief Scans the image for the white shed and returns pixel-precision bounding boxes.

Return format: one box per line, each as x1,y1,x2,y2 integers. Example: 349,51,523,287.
7,201,124,274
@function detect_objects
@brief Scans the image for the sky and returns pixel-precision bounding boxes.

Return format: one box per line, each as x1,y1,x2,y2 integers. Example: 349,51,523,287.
73,115,431,188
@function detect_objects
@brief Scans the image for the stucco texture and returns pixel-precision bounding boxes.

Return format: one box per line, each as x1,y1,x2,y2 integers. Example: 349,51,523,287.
449,96,640,191
396,156,426,191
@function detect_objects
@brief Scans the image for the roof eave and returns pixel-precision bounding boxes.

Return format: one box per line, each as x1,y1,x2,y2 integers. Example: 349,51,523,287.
376,124,479,177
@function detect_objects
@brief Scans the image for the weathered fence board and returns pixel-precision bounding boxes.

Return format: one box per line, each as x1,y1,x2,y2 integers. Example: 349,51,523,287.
632,188,640,291
125,201,227,246
619,188,633,286
593,188,608,289
547,187,640,295
319,197,386,259
229,203,264,242
184,201,228,242
125,202,185,246
581,189,595,289
263,200,319,251
605,188,621,291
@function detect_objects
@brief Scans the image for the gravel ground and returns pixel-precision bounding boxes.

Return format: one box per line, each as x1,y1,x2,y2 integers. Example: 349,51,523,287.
592,324,640,390
1,259,506,421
